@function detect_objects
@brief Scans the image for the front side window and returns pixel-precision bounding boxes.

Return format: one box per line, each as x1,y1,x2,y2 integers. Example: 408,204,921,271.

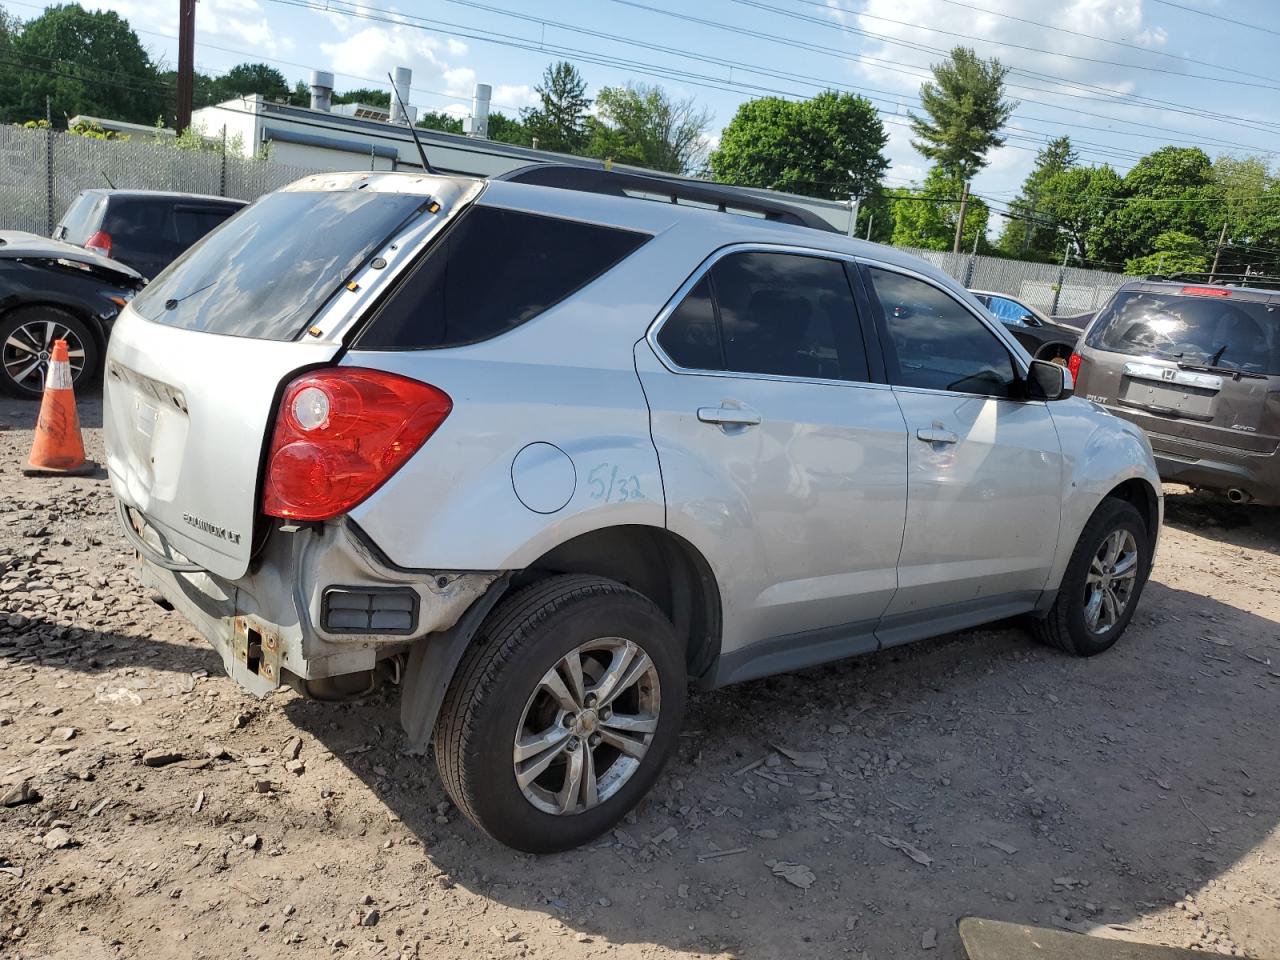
657,251,869,382
357,206,650,349
867,267,1017,398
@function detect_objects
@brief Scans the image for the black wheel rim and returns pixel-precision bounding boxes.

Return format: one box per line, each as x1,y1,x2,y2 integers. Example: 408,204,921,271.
2,319,86,391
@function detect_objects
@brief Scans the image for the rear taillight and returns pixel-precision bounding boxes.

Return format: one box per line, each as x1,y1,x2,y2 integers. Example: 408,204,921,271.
84,230,112,257
1067,352,1082,382
262,368,452,521
1179,286,1230,297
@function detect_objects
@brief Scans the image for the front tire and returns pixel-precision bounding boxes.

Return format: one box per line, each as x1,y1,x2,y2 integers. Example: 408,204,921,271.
1032,498,1151,656
434,575,686,853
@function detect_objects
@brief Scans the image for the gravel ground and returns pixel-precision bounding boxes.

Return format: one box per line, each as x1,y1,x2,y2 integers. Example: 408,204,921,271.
1,395,1279,960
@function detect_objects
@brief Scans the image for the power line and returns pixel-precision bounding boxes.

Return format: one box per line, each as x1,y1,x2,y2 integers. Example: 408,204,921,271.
1146,0,1280,39
601,0,1280,156
724,0,1280,135
762,0,1280,90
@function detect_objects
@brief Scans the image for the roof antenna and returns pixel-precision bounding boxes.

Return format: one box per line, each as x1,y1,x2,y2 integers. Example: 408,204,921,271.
388,71,435,174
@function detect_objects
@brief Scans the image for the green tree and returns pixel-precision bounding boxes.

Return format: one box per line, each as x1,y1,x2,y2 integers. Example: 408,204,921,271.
522,61,590,153
909,46,1016,181
0,3,166,125
1094,146,1215,265
486,111,531,146
890,167,989,251
996,136,1077,259
212,62,290,102
1124,230,1209,276
289,79,310,107
1033,164,1124,266
708,91,888,203
584,82,712,174
333,87,391,108
417,109,463,134
1206,155,1280,276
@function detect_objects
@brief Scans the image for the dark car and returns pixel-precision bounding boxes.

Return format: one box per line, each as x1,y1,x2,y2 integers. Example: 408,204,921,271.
1071,279,1280,505
971,289,1080,363
54,189,245,280
0,231,144,398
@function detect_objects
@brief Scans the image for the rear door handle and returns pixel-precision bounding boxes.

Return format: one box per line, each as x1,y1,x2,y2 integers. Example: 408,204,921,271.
916,426,958,444
698,406,761,427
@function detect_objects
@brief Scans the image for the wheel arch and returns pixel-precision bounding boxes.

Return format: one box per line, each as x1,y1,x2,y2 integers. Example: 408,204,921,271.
1033,340,1075,362
514,525,723,681
1103,476,1160,541
0,298,107,352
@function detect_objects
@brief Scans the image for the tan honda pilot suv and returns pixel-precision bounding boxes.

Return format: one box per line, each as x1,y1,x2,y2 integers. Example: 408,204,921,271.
1070,278,1280,505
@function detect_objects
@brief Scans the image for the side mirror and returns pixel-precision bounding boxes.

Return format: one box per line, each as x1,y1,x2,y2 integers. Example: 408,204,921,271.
1020,313,1039,326
1026,359,1074,401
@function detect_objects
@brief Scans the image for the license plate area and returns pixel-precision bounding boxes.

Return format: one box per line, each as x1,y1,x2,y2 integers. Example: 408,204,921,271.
232,616,282,686
1119,361,1221,419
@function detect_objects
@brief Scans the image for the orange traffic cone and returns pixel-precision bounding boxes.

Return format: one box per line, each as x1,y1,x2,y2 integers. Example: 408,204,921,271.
23,339,96,477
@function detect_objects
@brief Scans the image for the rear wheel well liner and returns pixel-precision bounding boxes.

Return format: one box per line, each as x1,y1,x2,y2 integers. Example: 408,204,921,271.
513,526,723,681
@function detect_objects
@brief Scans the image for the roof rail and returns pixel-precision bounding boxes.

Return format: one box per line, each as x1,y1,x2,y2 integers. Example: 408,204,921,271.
1145,271,1280,292
495,163,840,233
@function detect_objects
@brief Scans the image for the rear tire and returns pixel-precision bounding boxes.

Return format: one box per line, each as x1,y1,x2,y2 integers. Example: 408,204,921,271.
0,306,100,400
1032,498,1151,656
434,575,686,853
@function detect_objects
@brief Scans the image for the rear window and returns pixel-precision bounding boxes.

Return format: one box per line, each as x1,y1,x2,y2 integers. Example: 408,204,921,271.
55,193,104,244
104,198,179,261
133,190,427,340
356,206,649,349
1087,290,1280,375
173,205,237,246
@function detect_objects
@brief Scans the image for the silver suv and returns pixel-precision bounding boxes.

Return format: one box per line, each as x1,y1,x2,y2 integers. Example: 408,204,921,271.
103,167,1163,852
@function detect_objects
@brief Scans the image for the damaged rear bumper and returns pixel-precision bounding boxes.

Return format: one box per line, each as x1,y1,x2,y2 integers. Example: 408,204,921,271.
129,514,500,696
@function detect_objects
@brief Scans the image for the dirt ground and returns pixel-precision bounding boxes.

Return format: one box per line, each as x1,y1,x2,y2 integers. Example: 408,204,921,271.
1,394,1278,960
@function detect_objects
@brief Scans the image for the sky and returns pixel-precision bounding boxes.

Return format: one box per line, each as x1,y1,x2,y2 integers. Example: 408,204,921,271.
13,0,1280,233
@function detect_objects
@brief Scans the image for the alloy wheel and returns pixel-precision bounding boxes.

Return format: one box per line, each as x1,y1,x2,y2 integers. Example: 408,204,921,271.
513,637,661,816
1084,528,1138,635
2,319,87,392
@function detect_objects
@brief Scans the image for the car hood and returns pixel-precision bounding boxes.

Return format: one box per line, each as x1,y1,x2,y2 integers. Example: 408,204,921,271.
0,230,143,281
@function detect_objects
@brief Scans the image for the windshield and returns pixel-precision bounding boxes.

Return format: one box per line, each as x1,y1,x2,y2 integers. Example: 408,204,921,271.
1087,290,1280,375
131,190,427,340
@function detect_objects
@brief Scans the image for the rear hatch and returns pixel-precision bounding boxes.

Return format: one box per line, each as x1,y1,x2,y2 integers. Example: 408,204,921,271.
1079,285,1280,457
104,173,479,580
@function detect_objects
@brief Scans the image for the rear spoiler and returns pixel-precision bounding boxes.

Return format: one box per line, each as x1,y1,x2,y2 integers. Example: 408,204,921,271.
496,163,840,233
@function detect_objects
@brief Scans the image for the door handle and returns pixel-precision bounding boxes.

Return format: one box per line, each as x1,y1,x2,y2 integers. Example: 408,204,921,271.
698,406,761,427
916,426,958,444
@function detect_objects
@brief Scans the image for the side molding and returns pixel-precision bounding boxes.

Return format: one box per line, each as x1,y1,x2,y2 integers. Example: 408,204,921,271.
400,572,512,749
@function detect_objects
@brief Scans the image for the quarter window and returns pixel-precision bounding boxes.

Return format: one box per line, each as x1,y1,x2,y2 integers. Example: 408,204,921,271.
358,206,650,349
657,251,869,382
867,268,1017,398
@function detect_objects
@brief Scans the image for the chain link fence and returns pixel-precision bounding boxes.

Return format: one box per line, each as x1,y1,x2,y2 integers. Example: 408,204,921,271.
1,124,1131,315
0,124,322,235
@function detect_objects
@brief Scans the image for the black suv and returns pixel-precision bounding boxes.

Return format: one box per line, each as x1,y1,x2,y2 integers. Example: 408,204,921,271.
55,190,246,280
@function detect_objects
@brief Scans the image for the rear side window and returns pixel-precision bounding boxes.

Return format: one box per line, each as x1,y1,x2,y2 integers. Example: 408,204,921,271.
1087,290,1279,375
174,206,237,247
357,206,649,349
657,251,869,382
133,190,427,339
55,193,104,243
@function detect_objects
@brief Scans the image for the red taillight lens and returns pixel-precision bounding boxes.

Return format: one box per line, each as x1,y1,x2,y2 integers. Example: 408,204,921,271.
262,368,452,521
1067,352,1082,382
1180,286,1230,297
84,230,112,257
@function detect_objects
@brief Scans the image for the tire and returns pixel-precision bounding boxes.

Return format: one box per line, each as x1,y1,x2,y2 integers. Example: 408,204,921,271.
0,306,100,400
1032,498,1151,656
1035,342,1074,365
433,574,686,853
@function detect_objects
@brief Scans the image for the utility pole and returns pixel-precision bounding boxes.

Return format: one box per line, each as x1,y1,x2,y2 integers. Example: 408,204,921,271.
176,0,197,134
952,180,970,253
1209,220,1228,281
847,194,861,238
865,214,874,241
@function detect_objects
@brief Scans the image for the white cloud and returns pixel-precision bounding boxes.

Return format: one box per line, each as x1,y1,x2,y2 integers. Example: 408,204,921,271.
442,66,478,97
491,83,538,111
446,38,469,57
